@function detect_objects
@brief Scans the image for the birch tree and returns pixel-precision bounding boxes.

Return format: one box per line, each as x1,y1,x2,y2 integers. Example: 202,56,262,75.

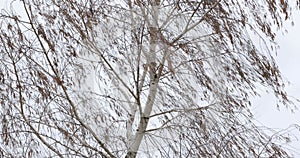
0,0,299,157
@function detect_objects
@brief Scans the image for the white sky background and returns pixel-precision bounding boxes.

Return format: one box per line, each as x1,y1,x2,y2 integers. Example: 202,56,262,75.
1,0,300,156
252,11,300,156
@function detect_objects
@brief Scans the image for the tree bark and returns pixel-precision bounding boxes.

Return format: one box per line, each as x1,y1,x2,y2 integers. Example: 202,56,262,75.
125,1,160,157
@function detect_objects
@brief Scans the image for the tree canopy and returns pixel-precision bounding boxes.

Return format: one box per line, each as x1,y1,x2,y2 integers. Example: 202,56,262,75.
0,0,299,157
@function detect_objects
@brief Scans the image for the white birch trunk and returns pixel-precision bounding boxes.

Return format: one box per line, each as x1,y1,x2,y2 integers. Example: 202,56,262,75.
126,1,160,157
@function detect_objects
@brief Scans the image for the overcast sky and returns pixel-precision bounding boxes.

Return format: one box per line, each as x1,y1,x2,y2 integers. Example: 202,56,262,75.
252,11,300,156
